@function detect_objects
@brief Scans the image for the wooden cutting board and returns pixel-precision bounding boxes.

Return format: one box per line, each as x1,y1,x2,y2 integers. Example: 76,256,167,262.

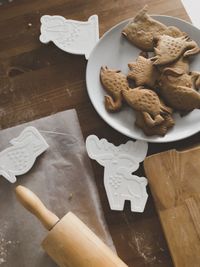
144,145,200,267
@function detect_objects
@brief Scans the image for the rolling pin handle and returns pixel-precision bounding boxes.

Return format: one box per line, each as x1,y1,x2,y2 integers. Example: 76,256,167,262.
15,185,59,231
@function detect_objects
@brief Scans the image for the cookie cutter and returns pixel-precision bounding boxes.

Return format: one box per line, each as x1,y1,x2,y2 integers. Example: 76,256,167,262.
0,126,49,183
86,135,148,212
40,15,99,59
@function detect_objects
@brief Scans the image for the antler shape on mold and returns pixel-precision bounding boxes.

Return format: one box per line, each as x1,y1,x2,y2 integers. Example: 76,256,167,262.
86,135,148,168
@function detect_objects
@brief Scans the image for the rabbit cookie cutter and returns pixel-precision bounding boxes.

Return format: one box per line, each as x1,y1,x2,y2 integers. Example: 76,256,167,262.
0,127,49,183
86,135,148,212
40,15,99,59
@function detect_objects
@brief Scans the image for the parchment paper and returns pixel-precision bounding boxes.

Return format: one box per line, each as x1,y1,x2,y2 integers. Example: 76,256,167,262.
0,109,115,267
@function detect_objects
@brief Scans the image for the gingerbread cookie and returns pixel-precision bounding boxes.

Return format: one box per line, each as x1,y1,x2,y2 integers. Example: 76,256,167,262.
99,5,200,137
158,56,190,74
190,71,200,89
128,55,159,88
122,87,172,127
135,111,174,136
122,5,183,51
100,66,129,112
151,35,200,65
158,67,200,111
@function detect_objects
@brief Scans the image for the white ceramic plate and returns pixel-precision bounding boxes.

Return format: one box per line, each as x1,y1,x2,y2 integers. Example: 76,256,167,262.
86,15,200,143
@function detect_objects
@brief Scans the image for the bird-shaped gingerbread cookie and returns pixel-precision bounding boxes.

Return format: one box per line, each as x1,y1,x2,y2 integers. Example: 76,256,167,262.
122,5,183,51
158,67,200,111
100,66,129,112
122,87,172,127
128,56,159,88
151,35,200,65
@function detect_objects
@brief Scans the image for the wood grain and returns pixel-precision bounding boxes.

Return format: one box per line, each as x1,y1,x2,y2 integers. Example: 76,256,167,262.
15,185,60,231
144,147,200,267
0,0,198,266
16,186,128,267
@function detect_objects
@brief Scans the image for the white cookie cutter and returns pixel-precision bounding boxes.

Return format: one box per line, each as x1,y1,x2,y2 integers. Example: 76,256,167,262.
86,135,148,213
40,15,99,59
0,126,49,183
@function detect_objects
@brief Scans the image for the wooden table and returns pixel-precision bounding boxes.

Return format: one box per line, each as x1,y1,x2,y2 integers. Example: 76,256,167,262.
0,0,199,266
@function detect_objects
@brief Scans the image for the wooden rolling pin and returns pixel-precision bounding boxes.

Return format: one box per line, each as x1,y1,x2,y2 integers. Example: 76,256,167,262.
15,185,128,267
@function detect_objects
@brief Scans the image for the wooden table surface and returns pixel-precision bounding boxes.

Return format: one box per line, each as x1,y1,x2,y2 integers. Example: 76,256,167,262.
0,0,199,266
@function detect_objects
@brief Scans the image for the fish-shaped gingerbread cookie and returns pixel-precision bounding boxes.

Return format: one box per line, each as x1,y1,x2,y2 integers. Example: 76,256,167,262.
122,87,172,127
100,66,129,112
158,67,200,111
152,35,200,65
122,5,183,51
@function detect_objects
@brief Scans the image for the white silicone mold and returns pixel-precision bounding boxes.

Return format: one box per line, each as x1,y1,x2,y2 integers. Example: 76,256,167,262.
40,15,99,59
86,135,148,212
0,127,49,183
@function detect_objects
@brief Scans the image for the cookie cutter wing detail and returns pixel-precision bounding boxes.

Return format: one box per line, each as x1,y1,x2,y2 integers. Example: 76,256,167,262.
86,135,148,212
0,127,49,183
40,15,99,59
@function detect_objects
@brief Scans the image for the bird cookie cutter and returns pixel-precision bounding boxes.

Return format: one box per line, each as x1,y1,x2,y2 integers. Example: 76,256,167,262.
0,126,49,183
40,14,99,59
86,135,148,212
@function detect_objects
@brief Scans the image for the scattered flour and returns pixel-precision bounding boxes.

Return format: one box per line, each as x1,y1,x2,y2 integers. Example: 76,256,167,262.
0,223,20,265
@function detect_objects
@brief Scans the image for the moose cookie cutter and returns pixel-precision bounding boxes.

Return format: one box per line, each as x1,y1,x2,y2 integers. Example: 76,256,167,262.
86,135,148,212
0,127,49,183
40,15,99,59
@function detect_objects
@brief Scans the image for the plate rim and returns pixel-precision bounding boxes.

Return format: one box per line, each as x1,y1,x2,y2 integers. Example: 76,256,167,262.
86,15,200,143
